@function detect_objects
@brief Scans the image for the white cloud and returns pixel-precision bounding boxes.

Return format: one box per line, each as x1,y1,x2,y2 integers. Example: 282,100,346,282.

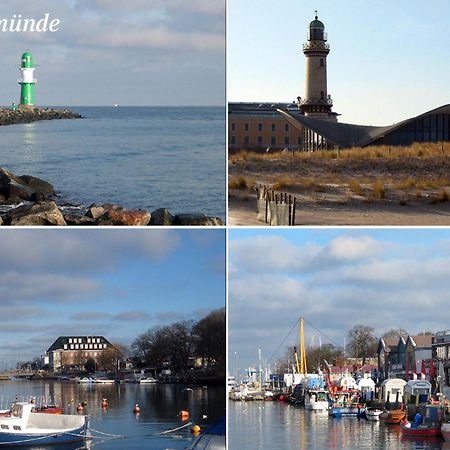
327,235,383,261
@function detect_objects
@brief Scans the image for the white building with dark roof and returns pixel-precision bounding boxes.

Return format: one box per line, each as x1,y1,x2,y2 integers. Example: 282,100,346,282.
46,336,113,372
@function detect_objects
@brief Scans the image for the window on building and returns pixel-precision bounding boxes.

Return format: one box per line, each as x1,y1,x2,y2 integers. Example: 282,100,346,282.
257,136,263,146
75,344,79,349
70,344,74,349
284,124,289,132
258,123,263,132
244,136,249,145
97,338,101,343
94,344,98,349
87,338,91,343
231,122,236,131
231,135,236,145
271,123,276,132
284,136,289,146
271,136,276,145
63,344,68,350
244,123,249,131
69,338,72,343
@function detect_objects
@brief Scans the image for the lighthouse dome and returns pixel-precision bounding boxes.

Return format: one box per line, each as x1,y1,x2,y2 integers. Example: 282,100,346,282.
307,15,326,41
21,51,33,68
309,16,325,29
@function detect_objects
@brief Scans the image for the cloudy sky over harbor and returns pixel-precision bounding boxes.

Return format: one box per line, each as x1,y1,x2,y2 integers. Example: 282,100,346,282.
0,229,225,368
0,0,225,106
229,228,450,373
228,0,450,125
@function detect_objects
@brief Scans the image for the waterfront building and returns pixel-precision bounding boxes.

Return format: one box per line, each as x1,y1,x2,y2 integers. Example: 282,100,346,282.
18,51,36,109
229,14,450,151
45,336,114,372
432,330,450,386
377,337,406,380
405,335,433,380
377,335,433,381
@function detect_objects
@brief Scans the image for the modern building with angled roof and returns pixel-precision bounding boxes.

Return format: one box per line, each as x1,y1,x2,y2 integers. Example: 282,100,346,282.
229,14,450,151
46,335,113,372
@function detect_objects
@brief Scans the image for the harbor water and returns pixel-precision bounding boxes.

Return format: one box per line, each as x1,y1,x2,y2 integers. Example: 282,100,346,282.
229,400,449,450
0,107,225,220
0,380,225,450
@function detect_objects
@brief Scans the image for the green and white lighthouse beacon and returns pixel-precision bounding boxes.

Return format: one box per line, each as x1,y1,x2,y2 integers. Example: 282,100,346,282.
18,51,36,109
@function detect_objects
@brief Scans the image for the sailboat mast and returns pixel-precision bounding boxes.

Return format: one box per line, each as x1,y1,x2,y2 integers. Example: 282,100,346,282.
300,317,307,375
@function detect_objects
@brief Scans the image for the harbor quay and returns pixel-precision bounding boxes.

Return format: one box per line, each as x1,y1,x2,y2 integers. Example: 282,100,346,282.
229,323,450,447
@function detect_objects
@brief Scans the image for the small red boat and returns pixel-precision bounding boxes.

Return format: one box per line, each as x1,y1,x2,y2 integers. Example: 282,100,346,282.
400,420,441,437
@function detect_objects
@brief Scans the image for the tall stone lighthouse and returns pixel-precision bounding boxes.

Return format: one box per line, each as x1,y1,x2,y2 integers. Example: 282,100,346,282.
18,51,36,109
300,13,335,120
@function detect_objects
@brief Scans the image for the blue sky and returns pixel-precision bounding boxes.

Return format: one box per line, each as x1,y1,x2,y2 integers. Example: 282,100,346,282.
0,229,225,368
0,0,225,106
229,228,450,374
228,0,450,125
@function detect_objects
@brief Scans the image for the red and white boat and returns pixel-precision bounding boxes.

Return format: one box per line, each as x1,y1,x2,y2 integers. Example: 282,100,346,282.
400,419,441,437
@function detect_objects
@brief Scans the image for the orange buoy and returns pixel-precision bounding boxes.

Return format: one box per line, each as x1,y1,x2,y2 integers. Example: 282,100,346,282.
191,424,201,434
179,410,189,421
133,404,140,413
101,398,108,408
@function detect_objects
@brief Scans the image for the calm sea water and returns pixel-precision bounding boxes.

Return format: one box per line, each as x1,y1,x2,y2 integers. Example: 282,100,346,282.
0,107,225,220
229,401,448,450
0,380,225,450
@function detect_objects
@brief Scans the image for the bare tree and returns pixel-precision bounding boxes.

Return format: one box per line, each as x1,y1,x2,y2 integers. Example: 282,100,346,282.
346,325,377,365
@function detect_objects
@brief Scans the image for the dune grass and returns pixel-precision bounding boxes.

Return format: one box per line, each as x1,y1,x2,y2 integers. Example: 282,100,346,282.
229,142,450,162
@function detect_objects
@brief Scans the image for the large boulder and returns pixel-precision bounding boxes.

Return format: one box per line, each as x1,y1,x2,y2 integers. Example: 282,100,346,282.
85,203,120,219
173,214,224,226
150,208,175,226
5,201,66,226
63,213,97,226
97,208,151,226
18,175,55,196
0,168,54,203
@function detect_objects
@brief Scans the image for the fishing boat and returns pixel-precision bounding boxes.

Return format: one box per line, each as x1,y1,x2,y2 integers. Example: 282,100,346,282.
305,390,329,411
400,420,441,437
328,389,365,418
400,404,444,437
364,407,383,421
0,402,88,446
379,409,405,424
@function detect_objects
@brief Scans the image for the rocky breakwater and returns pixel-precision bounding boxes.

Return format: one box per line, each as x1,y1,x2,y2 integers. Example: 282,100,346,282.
0,168,224,226
0,108,82,126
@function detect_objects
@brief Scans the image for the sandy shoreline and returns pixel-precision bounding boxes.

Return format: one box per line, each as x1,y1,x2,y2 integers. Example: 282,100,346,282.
229,148,450,226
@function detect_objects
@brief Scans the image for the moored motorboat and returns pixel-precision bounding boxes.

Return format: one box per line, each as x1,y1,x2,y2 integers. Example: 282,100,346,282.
400,419,441,437
139,377,157,384
0,402,88,446
305,390,329,411
365,407,383,421
185,417,225,450
379,409,405,424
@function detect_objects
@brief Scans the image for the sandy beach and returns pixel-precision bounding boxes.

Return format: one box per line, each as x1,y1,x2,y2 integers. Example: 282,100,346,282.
228,146,450,226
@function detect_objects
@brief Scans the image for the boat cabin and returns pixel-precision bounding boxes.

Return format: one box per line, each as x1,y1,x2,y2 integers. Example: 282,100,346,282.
404,379,432,404
379,378,406,403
